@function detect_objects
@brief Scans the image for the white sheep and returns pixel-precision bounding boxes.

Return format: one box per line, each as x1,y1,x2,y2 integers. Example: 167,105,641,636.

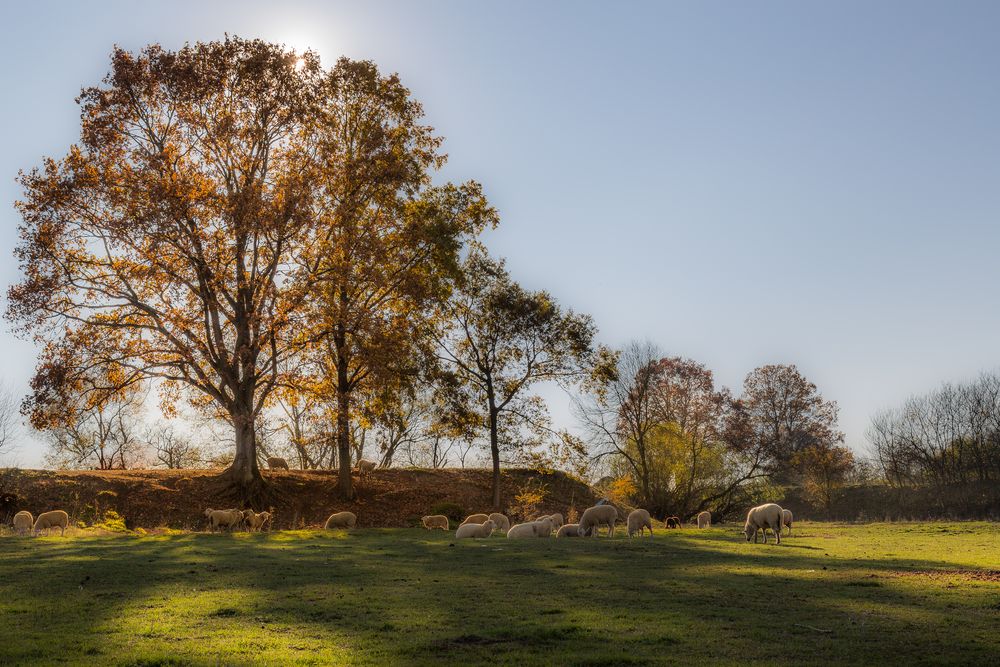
421,515,450,530
461,513,490,525
324,511,357,529
13,510,33,536
455,519,496,539
782,508,793,534
556,523,580,537
744,503,784,544
246,510,271,532
33,510,69,537
204,508,243,532
697,511,711,529
627,509,653,537
578,504,619,537
507,517,555,539
488,513,510,533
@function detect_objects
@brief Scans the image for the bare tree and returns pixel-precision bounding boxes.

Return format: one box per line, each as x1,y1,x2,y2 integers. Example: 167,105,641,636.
149,425,201,469
44,385,147,470
0,384,19,459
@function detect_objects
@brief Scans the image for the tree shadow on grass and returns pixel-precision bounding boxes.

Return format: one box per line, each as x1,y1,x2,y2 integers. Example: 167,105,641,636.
2,529,1000,665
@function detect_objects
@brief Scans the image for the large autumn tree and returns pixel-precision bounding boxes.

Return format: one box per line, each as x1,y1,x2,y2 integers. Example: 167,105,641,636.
437,246,605,508
8,39,324,497
295,59,496,498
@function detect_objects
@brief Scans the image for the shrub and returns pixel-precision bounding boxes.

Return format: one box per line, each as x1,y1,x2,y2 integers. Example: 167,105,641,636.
510,478,548,521
94,509,128,533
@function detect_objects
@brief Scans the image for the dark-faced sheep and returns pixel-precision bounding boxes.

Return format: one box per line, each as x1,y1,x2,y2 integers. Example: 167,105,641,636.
665,516,681,529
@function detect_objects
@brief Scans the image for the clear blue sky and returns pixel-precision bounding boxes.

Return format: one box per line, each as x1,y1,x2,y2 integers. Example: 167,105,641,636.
2,1,999,466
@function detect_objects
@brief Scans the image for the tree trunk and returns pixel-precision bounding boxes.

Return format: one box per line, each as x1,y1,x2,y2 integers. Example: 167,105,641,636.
489,403,501,510
222,405,265,502
336,371,353,499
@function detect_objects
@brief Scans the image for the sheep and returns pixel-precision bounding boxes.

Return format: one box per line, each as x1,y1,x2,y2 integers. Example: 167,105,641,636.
488,513,510,533
697,511,711,529
782,508,793,535
506,517,555,539
32,510,69,537
455,519,496,539
246,510,272,532
744,503,784,544
13,510,33,536
556,523,580,537
461,513,490,525
324,511,357,529
578,505,618,537
665,516,682,529
532,513,563,528
267,457,290,470
356,459,377,477
627,509,653,537
204,508,243,532
421,515,450,531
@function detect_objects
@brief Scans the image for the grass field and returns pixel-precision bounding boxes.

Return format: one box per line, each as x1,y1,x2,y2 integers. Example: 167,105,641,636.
2,522,1000,665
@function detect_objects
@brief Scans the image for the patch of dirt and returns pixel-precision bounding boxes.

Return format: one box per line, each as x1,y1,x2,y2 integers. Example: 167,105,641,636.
0,467,595,531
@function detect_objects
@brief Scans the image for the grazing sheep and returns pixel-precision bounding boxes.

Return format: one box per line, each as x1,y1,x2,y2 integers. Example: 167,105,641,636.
744,503,783,544
556,523,580,537
665,516,682,529
627,509,653,537
507,517,555,539
13,511,33,536
356,459,377,477
455,519,496,539
246,511,271,532
461,513,490,526
32,510,69,537
488,513,510,533
204,508,243,532
421,515,450,531
697,511,711,529
781,508,793,534
324,511,357,529
578,505,618,538
267,457,290,470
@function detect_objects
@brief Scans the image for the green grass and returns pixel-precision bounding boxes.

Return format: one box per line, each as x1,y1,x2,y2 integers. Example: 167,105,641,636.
2,522,1000,665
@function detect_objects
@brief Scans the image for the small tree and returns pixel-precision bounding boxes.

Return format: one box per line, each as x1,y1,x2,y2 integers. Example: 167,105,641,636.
149,425,201,469
793,444,855,510
438,247,604,508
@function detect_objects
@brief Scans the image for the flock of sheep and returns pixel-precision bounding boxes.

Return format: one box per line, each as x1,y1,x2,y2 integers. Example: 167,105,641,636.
7,496,794,544
422,501,794,543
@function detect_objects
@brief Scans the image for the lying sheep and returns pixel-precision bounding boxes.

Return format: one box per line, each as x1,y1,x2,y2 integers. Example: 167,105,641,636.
532,513,564,528
578,505,618,537
744,503,783,544
461,513,490,525
421,515,450,530
204,508,243,532
13,510,33,536
627,509,653,537
324,511,357,529
33,510,69,537
507,517,555,539
267,457,290,470
697,511,711,529
782,508,793,534
246,510,271,532
556,523,580,537
488,513,510,533
456,519,496,539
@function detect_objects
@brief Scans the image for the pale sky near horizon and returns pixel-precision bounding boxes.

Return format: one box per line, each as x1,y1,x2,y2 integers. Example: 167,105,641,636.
1,1,999,467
